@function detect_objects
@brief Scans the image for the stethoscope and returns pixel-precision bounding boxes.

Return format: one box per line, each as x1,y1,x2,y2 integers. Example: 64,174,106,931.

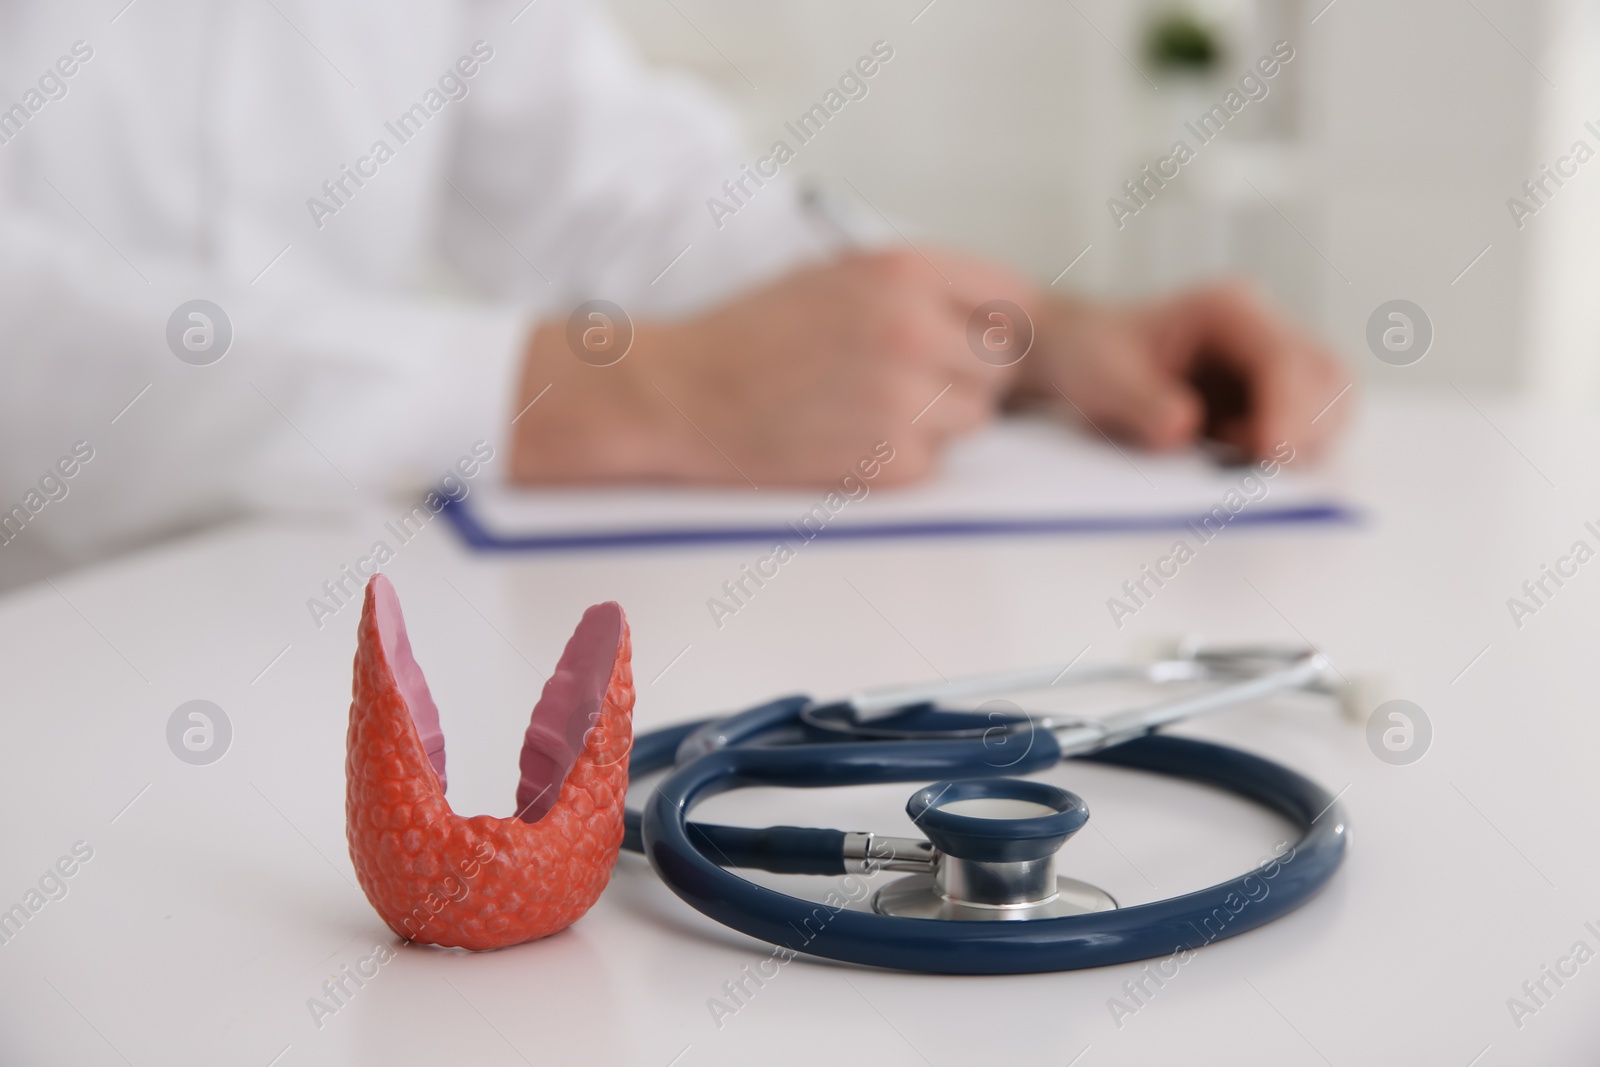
623,643,1350,975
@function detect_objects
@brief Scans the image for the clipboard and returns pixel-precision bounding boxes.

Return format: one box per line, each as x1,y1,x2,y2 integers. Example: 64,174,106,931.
443,419,1357,553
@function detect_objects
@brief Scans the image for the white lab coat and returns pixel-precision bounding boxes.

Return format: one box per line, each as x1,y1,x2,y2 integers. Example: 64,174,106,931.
0,0,827,583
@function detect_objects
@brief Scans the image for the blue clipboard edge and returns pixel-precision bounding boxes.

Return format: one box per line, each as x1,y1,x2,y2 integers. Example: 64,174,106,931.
442,496,1361,553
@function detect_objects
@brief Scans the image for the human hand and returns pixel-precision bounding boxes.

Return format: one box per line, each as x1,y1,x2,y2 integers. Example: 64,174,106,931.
1014,283,1352,462
510,250,1033,486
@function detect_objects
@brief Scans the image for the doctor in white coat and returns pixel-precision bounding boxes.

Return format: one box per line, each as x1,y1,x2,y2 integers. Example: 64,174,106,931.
0,0,1347,586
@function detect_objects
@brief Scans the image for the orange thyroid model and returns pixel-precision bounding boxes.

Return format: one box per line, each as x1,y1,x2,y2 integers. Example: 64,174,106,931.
345,575,634,950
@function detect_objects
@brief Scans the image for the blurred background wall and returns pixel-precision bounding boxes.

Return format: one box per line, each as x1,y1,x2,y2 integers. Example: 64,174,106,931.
603,0,1600,395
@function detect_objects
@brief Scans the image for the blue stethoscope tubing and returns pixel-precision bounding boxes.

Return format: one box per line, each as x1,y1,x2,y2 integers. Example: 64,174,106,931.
624,695,1349,975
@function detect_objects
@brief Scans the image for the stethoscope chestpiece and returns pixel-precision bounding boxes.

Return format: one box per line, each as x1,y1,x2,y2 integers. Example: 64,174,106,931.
872,778,1118,921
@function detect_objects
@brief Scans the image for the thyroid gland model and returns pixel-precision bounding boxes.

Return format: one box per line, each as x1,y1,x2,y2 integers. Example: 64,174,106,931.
345,574,633,950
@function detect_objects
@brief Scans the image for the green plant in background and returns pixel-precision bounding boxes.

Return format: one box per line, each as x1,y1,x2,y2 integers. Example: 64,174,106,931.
1144,8,1223,73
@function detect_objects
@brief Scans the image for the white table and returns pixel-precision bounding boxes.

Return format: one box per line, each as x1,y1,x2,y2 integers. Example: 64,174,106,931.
3,393,1598,1066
